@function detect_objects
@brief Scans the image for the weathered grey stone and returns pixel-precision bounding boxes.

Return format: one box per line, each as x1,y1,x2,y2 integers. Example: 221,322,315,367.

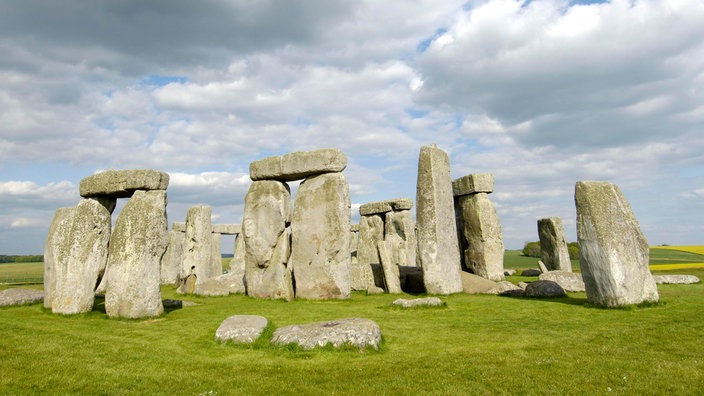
194,271,247,296
524,280,567,298
272,317,381,350
392,297,444,308
350,223,359,232
181,205,217,286
359,198,413,216
452,173,494,196
250,148,347,182
487,281,523,295
242,180,293,301
354,214,383,290
576,181,659,307
652,275,701,284
160,230,184,285
366,285,385,294
0,288,44,307
521,269,542,277
378,240,402,294
210,233,223,278
291,172,351,299
460,271,498,294
538,217,572,272
539,271,586,292
211,224,242,235
172,222,186,232
504,269,517,276
215,315,268,344
457,193,505,281
385,210,417,268
538,260,549,274
105,190,167,318
176,272,197,295
227,234,246,292
416,144,463,294
43,207,74,309
52,198,111,315
79,169,169,198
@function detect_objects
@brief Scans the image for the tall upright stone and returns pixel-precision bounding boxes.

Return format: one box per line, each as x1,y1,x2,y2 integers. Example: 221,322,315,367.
105,190,168,318
52,199,111,314
456,193,505,281
575,181,659,307
43,207,75,309
242,180,294,301
384,210,417,268
538,217,572,272
181,205,216,285
354,214,384,290
416,144,462,294
211,232,223,276
291,172,351,299
161,229,185,285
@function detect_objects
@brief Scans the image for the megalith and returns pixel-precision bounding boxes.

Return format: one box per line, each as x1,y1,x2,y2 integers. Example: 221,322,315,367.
384,209,417,269
250,148,347,182
354,214,384,290
79,169,169,198
43,207,75,309
181,205,216,285
242,180,294,301
105,190,168,318
161,228,185,285
416,144,462,294
537,217,572,272
51,199,111,314
290,172,351,299
575,181,659,307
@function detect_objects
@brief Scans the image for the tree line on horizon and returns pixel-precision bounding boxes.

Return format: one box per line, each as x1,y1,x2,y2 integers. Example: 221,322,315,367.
522,241,579,260
0,255,44,263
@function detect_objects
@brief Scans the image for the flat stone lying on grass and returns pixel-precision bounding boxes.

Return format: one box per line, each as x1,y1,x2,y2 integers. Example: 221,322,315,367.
521,269,542,277
194,272,247,296
524,280,567,298
272,317,381,350
460,271,497,294
392,297,444,308
539,271,586,292
216,315,268,344
652,275,701,284
0,288,44,307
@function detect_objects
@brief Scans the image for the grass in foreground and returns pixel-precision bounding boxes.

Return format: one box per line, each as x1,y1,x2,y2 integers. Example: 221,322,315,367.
2,268,703,395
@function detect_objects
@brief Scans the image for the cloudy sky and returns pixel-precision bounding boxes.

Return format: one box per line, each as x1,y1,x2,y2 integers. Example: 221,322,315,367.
1,0,703,254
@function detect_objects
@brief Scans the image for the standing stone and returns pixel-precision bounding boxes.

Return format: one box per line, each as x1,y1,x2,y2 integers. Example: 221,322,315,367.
384,210,417,268
43,207,75,309
226,234,247,292
575,181,659,307
105,190,168,318
242,180,294,301
538,217,572,272
51,199,111,315
161,229,185,285
211,233,223,276
354,215,383,290
291,172,351,299
457,193,505,281
416,144,462,294
181,205,216,285
378,241,402,294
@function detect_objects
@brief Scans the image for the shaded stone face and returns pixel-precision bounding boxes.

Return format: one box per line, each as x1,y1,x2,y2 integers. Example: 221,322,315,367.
79,169,169,198
537,217,572,272
249,148,347,182
354,214,383,290
161,230,185,285
384,210,417,268
43,207,75,309
575,181,659,307
457,193,504,281
181,205,216,285
415,144,463,294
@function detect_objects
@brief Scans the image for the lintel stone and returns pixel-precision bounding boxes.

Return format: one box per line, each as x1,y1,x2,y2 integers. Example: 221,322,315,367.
80,169,169,198
452,173,494,196
249,148,347,182
359,198,413,216
172,222,241,235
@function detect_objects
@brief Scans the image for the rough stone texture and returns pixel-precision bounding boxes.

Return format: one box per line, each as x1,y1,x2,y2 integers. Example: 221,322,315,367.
488,281,523,295
52,199,111,315
539,271,586,292
524,280,567,298
211,224,241,235
359,198,413,216
366,285,385,294
652,275,701,284
392,297,444,308
105,190,167,318
460,271,498,294
0,288,44,307
457,193,505,281
210,233,223,278
521,269,542,277
377,241,402,293
291,172,351,300
250,148,347,182
354,214,383,290
538,217,573,272
538,260,549,274
242,180,294,301
181,205,216,286
385,210,417,268
215,315,268,344
272,317,381,350
452,173,494,196
172,222,186,232
194,271,247,296
79,169,169,198
43,207,74,309
576,181,659,307
416,144,463,294
227,235,247,291
161,230,184,285
350,223,359,232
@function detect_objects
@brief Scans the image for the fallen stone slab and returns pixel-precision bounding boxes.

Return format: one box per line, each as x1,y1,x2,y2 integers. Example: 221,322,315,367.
460,271,497,294
194,271,247,296
359,198,413,216
524,280,567,298
215,315,268,344
391,297,444,308
521,269,542,277
0,288,44,307
652,275,701,284
452,173,494,196
79,169,169,198
539,271,586,292
272,318,381,350
162,299,199,309
487,281,523,295
250,148,347,182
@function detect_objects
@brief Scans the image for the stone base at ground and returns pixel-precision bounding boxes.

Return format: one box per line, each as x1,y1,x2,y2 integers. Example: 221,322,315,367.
194,272,247,296
215,315,268,344
539,271,586,292
272,317,380,350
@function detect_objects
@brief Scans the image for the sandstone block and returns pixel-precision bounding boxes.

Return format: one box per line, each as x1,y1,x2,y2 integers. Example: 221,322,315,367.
215,315,268,344
652,274,700,284
354,214,383,291
538,217,572,272
195,271,247,296
457,193,505,281
460,271,498,294
272,318,381,350
105,190,168,318
452,173,494,196
161,230,184,285
576,181,659,307
539,271,585,292
416,144,463,294
181,205,217,285
43,207,74,309
250,148,347,182
211,223,242,235
392,297,444,308
359,198,413,216
172,222,186,232
79,169,169,198
0,288,44,307
378,241,402,294
384,210,417,268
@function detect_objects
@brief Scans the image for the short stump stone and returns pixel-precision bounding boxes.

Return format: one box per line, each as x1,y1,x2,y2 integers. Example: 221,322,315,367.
272,317,381,350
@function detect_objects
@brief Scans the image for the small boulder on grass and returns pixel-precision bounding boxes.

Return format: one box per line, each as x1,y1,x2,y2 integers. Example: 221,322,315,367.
524,280,567,298
272,317,381,350
392,297,444,308
215,315,268,344
652,275,700,284
521,269,542,277
0,288,44,307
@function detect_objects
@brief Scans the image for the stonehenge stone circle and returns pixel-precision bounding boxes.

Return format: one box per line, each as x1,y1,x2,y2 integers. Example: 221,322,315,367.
456,190,505,281
416,144,463,295
181,205,217,285
377,240,402,294
79,169,169,198
43,207,75,309
105,190,168,318
537,217,572,272
249,148,347,182
161,229,185,285
575,181,659,307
